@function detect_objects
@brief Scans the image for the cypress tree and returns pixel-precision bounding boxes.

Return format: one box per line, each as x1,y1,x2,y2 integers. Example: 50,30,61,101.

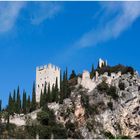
22,90,27,114
90,64,95,79
66,67,68,81
13,89,16,103
63,71,66,99
0,100,2,112
91,64,94,73
44,82,47,100
0,100,2,122
8,93,14,115
59,71,63,104
63,69,68,99
65,67,70,98
17,86,21,114
31,82,36,111
69,70,76,80
54,78,59,103
13,89,16,113
51,84,55,102
27,95,31,113
97,61,100,69
41,84,47,106
47,83,51,102
40,90,43,107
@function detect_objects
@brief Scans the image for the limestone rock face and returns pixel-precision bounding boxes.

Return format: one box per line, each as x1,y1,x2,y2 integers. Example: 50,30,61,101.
100,96,140,138
49,72,140,138
2,109,41,126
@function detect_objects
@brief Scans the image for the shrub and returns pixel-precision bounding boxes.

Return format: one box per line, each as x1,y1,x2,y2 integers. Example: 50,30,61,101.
107,102,113,110
107,86,118,100
138,86,140,91
37,111,50,125
104,131,115,139
97,82,109,93
81,94,98,116
97,64,134,75
116,135,131,139
52,124,67,139
119,82,125,90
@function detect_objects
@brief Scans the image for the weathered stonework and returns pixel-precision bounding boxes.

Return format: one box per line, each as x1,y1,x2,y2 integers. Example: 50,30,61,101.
36,63,60,102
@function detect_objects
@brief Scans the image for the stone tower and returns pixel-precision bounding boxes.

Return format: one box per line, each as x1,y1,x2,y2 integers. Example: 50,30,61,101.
99,58,107,68
36,63,60,102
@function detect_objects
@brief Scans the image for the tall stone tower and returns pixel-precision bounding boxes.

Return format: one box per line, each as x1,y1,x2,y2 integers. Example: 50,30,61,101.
36,63,60,102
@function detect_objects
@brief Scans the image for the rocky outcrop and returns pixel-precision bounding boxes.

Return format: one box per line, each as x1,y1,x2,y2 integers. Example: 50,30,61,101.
2,109,41,126
48,72,140,138
3,71,140,138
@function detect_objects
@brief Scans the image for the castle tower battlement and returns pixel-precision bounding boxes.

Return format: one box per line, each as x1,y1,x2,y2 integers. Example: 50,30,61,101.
36,63,60,102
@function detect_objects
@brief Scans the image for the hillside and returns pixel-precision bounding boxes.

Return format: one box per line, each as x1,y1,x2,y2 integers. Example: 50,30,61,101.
0,63,140,139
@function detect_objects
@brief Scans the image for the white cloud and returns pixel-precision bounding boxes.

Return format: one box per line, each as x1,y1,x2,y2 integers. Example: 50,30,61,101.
29,2,62,25
0,2,62,33
0,2,26,33
75,2,140,48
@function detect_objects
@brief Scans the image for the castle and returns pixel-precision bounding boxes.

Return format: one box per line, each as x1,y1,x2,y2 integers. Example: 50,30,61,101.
78,58,122,92
36,63,60,102
35,58,107,102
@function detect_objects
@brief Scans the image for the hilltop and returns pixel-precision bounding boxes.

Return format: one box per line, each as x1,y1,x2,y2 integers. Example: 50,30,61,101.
0,59,140,139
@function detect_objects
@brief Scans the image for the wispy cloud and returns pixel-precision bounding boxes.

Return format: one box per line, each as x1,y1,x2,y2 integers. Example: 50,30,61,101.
0,2,26,33
75,2,140,48
0,2,62,33
30,2,62,25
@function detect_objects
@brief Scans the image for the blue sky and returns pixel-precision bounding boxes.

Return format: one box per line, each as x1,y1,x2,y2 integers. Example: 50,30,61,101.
0,1,140,107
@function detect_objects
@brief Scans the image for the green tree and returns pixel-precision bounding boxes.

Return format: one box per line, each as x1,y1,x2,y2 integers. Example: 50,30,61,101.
90,64,95,79
51,84,55,102
43,83,47,101
12,89,16,113
40,84,47,106
63,68,70,99
40,90,44,107
54,78,59,103
16,86,21,114
37,107,67,139
0,100,2,112
22,90,27,114
69,70,76,80
2,111,10,125
50,78,59,103
8,93,14,115
27,95,31,113
47,83,51,102
59,71,63,104
31,82,36,111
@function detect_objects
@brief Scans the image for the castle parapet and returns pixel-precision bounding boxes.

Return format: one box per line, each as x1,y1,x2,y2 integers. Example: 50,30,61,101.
36,63,60,72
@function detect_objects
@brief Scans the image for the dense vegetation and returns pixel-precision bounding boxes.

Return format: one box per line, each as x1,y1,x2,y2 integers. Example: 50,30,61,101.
97,81,118,100
0,105,67,139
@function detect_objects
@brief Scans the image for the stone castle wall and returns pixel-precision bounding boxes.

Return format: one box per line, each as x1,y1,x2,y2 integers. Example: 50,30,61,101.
36,63,60,102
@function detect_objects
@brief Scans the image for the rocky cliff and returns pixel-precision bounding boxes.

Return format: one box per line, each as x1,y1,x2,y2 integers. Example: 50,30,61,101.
47,71,140,139
1,67,140,139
